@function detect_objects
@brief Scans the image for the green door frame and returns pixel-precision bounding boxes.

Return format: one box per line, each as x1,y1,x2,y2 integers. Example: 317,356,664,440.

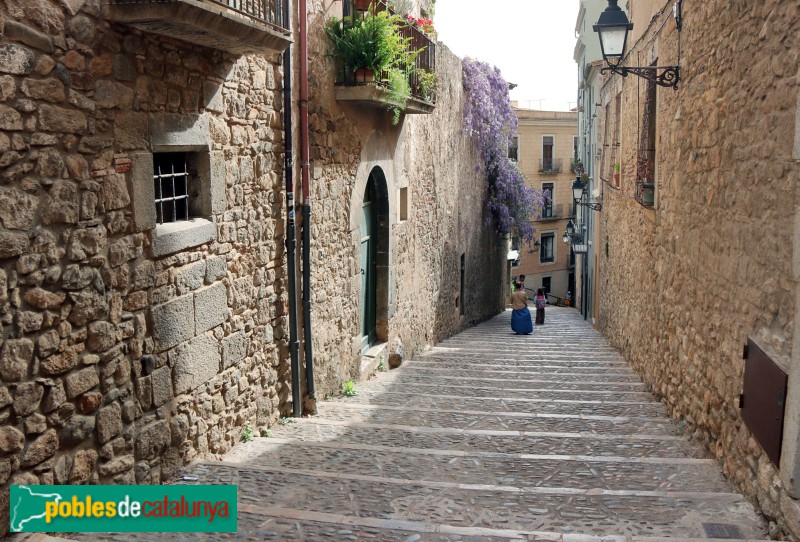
360,182,377,353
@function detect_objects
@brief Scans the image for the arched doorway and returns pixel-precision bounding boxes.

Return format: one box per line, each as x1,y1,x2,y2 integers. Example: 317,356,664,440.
360,167,389,353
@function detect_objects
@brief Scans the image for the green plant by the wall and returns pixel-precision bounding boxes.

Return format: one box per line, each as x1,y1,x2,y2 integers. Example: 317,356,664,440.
417,69,437,102
386,68,411,124
341,380,357,397
260,428,271,438
241,423,254,442
378,356,388,372
278,417,295,426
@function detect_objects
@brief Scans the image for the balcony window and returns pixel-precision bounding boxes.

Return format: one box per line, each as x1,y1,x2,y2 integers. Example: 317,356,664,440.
540,233,555,263
508,136,519,162
542,136,554,170
541,183,554,218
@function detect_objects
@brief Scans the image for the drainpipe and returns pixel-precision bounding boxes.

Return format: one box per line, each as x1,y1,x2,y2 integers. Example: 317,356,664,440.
299,0,316,403
283,0,302,417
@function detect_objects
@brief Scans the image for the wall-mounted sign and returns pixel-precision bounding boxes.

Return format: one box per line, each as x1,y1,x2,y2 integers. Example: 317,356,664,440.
572,243,588,253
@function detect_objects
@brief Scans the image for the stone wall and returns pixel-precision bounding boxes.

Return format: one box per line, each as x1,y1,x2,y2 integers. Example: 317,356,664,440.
0,0,505,533
304,0,505,400
0,0,288,533
596,0,800,537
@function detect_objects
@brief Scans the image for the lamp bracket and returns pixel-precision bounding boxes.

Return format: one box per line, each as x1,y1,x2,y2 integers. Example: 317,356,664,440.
600,65,680,89
575,201,603,212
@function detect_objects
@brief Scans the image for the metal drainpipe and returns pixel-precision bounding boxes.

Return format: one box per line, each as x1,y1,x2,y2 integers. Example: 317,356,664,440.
299,0,316,404
283,0,302,418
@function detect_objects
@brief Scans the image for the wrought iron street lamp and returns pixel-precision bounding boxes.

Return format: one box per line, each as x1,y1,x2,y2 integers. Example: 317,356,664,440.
594,0,682,89
572,177,602,212
562,220,575,245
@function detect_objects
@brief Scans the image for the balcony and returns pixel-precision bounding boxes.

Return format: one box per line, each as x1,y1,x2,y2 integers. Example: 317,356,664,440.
538,203,563,221
104,0,291,56
332,0,436,115
539,159,562,174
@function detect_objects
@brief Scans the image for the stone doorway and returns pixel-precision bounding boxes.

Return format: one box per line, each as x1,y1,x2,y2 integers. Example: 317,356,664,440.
360,167,389,354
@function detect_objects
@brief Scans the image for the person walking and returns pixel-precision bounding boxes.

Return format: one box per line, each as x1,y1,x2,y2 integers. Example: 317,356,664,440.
534,288,547,325
510,281,533,335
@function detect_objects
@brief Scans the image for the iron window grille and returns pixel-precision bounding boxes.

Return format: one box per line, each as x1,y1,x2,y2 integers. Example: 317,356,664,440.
153,152,190,224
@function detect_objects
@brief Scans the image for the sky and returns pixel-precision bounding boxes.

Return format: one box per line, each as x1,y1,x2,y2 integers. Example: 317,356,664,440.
434,0,581,112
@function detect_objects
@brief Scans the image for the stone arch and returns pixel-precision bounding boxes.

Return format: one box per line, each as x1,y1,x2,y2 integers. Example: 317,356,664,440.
350,132,396,353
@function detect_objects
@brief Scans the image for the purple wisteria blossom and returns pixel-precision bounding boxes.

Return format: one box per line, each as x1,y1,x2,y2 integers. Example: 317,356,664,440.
462,58,543,242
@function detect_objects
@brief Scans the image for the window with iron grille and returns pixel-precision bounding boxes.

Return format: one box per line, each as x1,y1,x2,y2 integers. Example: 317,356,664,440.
636,64,657,206
540,233,554,263
153,152,191,224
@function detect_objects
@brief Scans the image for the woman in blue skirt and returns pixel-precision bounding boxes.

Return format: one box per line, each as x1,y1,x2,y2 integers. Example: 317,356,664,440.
510,281,533,334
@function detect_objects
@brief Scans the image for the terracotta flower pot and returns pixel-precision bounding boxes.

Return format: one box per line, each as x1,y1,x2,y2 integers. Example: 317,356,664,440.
353,68,375,83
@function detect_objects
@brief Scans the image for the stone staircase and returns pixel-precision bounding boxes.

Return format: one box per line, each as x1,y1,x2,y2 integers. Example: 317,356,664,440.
41,308,772,541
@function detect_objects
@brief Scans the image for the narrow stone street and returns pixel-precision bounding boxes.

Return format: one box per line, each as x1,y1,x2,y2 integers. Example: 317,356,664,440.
36,307,770,541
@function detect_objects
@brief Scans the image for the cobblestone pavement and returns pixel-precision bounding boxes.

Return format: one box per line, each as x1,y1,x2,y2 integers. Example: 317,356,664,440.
20,308,770,541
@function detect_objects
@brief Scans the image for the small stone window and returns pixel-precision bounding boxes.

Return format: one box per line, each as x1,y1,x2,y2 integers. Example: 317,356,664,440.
399,187,408,221
129,114,225,257
153,152,190,224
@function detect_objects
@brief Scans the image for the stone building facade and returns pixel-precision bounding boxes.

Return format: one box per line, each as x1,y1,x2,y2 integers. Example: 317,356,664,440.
595,0,800,536
0,0,504,532
512,108,577,300
303,0,505,398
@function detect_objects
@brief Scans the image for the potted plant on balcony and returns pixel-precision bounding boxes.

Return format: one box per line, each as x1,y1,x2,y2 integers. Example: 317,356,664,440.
327,9,420,124
613,162,620,182
327,11,394,82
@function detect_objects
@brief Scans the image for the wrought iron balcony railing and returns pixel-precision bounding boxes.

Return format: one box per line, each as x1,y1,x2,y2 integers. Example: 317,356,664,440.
539,203,563,221
539,159,562,174
109,0,287,27
337,0,437,110
105,0,291,55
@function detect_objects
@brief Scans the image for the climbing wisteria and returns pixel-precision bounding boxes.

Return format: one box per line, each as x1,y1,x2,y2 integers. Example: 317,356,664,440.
462,58,543,242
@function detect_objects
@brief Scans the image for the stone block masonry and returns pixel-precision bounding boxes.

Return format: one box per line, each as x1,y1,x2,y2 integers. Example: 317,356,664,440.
0,0,506,536
0,0,289,534
596,0,800,537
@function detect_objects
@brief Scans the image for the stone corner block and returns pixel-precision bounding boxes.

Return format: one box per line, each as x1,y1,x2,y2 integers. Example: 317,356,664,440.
222,331,248,369
151,365,172,407
194,282,227,334
173,332,220,395
151,294,194,352
130,153,156,232
208,151,226,215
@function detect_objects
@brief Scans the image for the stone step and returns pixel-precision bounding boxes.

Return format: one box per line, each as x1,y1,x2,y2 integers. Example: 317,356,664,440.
189,462,767,540
265,418,710,458
414,355,633,368
402,360,642,378
338,389,669,418
373,372,649,392
243,507,775,542
315,402,680,435
225,437,730,493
